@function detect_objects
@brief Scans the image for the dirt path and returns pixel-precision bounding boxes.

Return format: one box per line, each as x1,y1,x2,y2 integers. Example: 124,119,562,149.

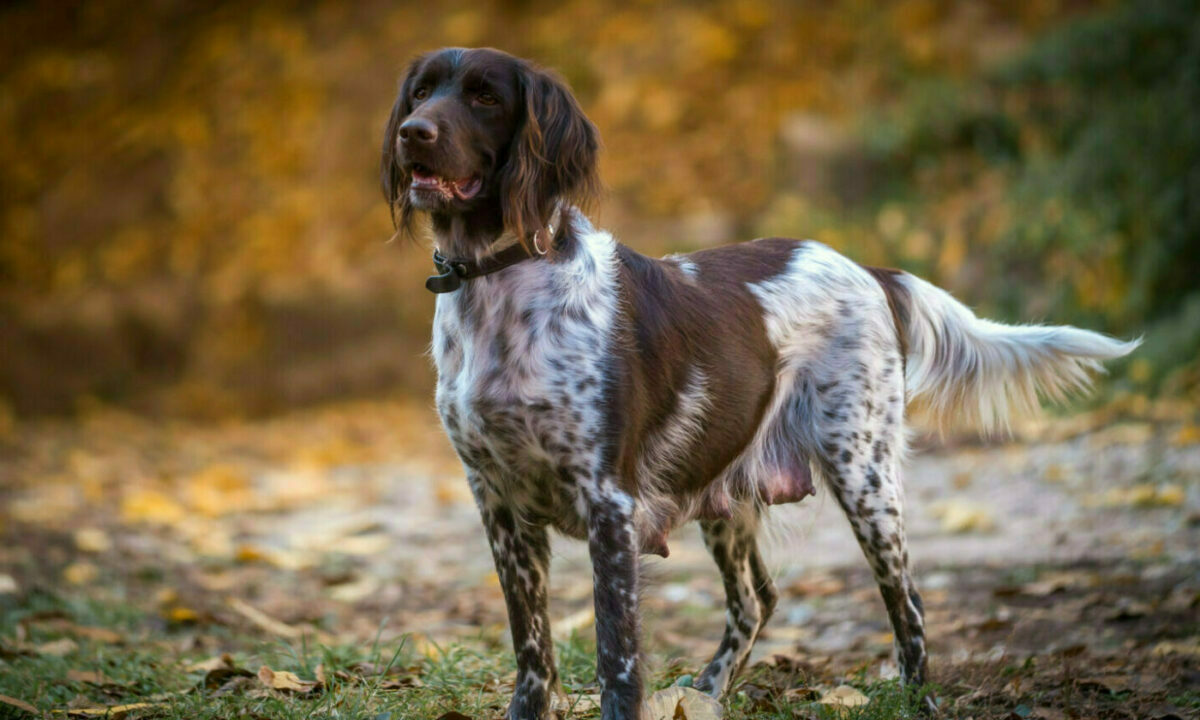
1,402,1197,717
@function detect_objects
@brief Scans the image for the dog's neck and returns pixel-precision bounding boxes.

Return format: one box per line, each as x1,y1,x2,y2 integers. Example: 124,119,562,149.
430,202,567,261
430,202,507,260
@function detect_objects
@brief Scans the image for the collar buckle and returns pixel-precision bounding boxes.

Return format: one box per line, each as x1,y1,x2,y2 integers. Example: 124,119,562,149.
426,251,465,293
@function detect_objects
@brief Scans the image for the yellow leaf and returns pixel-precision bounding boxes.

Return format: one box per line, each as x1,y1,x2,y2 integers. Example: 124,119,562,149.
257,665,318,693
66,702,161,718
327,575,380,603
185,464,253,517
63,562,99,585
552,607,595,640
1151,638,1200,657
74,528,111,553
186,653,235,673
1172,423,1200,446
643,686,723,720
36,638,77,656
929,500,996,534
166,606,200,623
818,684,870,709
1093,483,1185,508
121,489,186,525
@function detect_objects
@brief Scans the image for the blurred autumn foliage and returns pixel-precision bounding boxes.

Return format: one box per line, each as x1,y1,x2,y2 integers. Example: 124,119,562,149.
1,0,1196,418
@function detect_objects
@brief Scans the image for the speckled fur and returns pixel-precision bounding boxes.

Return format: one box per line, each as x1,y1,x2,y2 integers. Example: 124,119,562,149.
388,47,1137,720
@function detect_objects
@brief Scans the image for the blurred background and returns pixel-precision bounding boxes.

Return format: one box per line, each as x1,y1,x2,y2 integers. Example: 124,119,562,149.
2,3,1199,716
3,0,1197,421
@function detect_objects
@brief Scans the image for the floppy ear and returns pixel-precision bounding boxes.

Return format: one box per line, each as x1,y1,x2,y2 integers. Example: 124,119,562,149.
380,56,424,236
500,65,600,245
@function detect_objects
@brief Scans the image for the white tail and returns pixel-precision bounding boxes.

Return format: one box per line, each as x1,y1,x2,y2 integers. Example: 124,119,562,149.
893,273,1141,433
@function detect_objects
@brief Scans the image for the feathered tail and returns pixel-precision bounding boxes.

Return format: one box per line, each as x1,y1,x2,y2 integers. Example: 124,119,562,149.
882,272,1140,433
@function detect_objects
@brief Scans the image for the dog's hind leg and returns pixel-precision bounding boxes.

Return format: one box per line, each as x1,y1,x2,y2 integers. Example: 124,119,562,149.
815,387,931,692
693,510,777,697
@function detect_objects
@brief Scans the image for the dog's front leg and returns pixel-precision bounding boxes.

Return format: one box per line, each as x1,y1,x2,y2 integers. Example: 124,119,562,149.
474,487,557,720
582,479,644,720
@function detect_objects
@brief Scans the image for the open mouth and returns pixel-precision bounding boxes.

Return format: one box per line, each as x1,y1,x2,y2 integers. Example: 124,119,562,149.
410,165,481,201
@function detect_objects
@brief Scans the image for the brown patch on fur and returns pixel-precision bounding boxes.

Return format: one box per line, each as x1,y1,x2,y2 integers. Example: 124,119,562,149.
606,238,804,526
864,265,911,361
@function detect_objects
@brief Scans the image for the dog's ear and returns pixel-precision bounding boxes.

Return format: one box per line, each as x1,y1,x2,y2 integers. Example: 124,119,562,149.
501,64,599,245
381,56,425,236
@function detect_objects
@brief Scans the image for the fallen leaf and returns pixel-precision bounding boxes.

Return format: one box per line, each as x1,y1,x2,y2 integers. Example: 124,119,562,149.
227,597,307,639
1151,638,1200,657
36,637,78,656
1104,598,1151,621
1172,423,1200,446
787,574,845,597
1091,483,1185,508
644,686,723,720
1078,674,1131,694
434,713,474,720
65,625,124,644
1020,571,1090,596
73,528,112,553
0,694,38,716
202,666,255,692
121,489,187,525
327,575,380,603
1088,422,1155,447
929,500,996,533
165,606,200,624
63,561,99,585
257,665,319,693
186,653,235,673
66,670,110,685
817,684,870,710
552,607,595,639
65,702,162,718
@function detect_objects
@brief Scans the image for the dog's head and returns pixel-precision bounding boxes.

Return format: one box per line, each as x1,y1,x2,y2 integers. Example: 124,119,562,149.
381,47,599,245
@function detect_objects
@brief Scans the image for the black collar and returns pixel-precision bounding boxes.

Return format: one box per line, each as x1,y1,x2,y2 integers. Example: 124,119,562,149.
426,241,538,293
425,209,565,294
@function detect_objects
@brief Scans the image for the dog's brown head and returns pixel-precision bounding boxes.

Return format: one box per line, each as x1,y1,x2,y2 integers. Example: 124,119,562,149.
381,47,599,246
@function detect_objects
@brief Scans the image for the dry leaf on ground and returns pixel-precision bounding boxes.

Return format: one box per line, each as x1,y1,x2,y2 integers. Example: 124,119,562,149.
36,638,78,656
187,653,236,673
257,665,320,693
66,670,111,685
65,703,162,719
817,684,870,710
0,694,38,716
930,500,996,533
73,528,112,553
644,686,723,720
227,597,307,639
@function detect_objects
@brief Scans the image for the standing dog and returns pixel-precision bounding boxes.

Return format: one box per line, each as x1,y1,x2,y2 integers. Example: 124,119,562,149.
381,47,1138,719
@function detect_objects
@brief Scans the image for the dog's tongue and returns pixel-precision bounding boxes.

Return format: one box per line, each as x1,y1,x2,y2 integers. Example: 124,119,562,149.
450,175,481,200
412,170,480,200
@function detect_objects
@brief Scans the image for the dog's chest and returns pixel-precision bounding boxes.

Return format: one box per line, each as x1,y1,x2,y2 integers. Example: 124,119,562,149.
430,249,617,516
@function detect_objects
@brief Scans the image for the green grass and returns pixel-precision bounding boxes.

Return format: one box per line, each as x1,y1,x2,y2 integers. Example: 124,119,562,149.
0,591,938,719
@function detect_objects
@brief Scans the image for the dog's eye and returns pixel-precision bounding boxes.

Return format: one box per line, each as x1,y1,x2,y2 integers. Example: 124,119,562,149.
476,92,499,106
413,87,429,101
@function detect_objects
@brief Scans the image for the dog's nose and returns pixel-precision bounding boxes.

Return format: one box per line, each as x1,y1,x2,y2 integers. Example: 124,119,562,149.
399,117,438,145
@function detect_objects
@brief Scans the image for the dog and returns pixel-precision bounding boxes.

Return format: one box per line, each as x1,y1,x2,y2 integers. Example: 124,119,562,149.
380,47,1138,719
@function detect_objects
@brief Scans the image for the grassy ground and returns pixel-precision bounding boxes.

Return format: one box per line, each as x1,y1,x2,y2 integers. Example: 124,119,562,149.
1,401,1198,719
2,551,1197,719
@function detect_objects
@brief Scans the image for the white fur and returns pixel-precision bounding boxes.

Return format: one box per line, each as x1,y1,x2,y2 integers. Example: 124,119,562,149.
896,273,1141,433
